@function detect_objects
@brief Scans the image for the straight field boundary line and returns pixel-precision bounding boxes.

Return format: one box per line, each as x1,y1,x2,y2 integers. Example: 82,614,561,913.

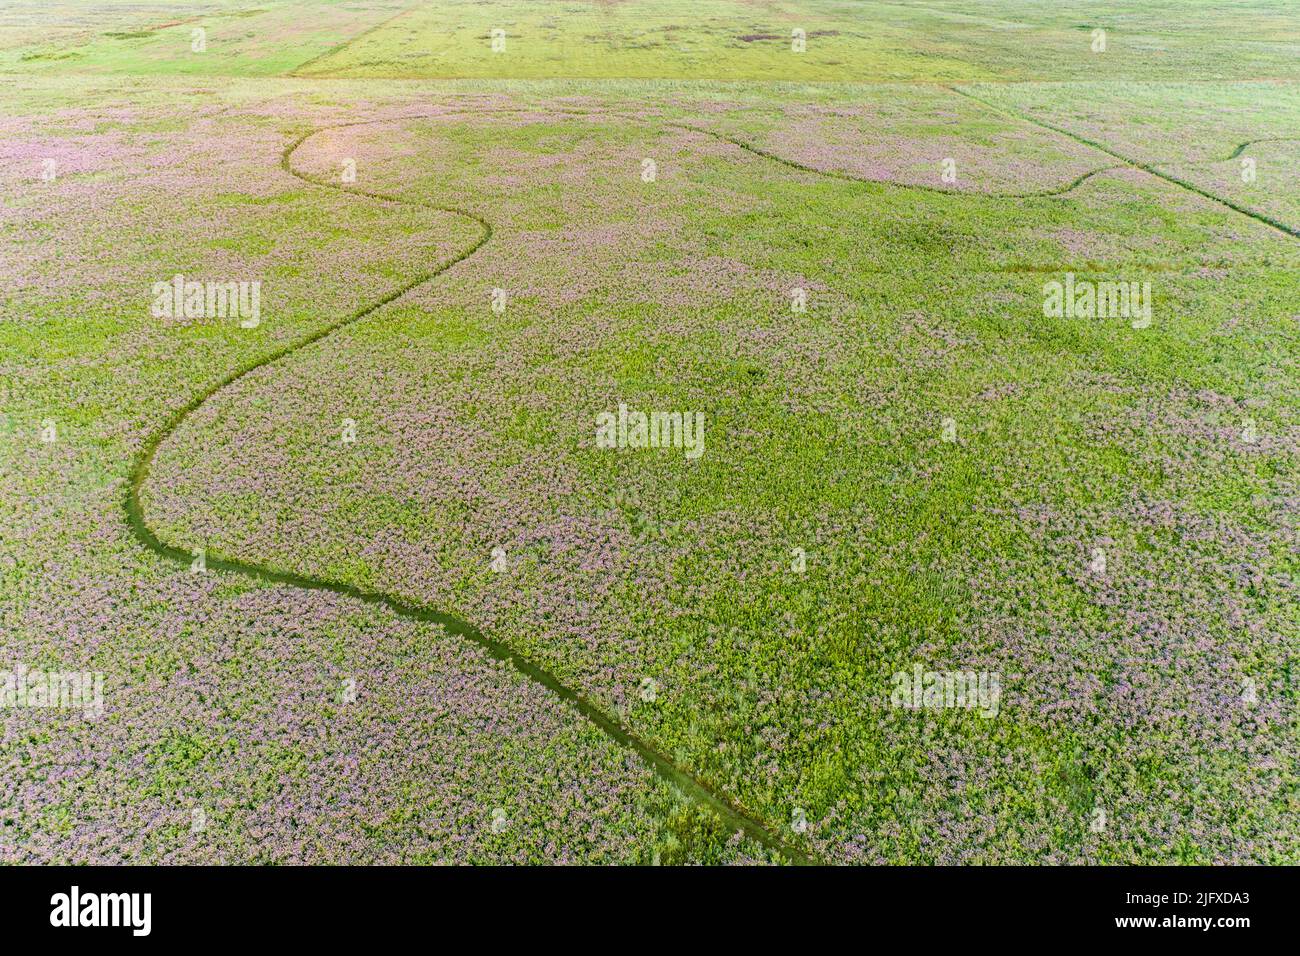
949,84,1300,241
289,1,425,77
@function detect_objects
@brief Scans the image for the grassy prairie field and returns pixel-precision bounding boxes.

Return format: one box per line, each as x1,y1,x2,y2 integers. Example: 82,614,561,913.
1,2,1297,865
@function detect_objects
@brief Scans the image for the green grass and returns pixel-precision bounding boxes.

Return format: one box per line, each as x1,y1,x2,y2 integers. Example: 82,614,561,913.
7,1,1300,80
2,2,1297,864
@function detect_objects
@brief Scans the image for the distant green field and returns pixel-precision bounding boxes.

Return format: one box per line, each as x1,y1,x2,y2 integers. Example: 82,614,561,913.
2,2,1297,865
296,0,1300,81
5,0,1300,80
